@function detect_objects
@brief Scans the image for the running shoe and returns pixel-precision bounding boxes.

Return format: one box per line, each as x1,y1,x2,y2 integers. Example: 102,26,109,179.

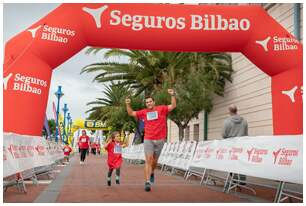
115,176,120,184
144,182,151,192
150,173,155,184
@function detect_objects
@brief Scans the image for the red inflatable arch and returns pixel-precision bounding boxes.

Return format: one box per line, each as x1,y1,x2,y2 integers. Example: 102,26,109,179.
4,4,302,136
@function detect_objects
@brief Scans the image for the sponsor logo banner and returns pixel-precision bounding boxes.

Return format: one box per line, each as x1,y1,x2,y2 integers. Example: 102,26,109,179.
165,141,197,170
3,73,48,95
82,5,251,32
28,25,76,44
255,36,299,52
84,120,107,128
122,144,144,161
123,141,197,171
190,136,302,184
123,136,302,184
4,133,64,178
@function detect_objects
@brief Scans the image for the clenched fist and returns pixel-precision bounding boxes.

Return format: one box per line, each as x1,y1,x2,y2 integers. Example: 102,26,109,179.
167,89,175,96
125,98,131,104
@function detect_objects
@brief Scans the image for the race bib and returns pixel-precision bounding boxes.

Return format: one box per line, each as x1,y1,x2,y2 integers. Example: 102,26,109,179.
147,111,158,121
64,148,69,152
81,138,87,143
114,144,122,154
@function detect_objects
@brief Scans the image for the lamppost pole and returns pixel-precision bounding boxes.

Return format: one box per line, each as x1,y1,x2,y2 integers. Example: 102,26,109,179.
69,118,73,145
67,112,71,144
54,86,64,143
69,119,73,135
62,104,69,144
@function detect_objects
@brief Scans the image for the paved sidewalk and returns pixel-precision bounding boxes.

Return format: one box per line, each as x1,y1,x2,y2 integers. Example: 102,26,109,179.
34,154,247,203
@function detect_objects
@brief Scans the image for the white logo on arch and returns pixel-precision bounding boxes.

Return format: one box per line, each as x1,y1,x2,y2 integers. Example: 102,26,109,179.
82,5,108,28
255,36,271,52
282,86,299,103
27,25,42,38
3,73,13,90
256,36,299,52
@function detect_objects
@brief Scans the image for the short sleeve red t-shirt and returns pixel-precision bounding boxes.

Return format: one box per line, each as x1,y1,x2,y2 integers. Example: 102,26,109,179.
136,105,169,140
63,145,72,156
78,135,90,149
105,141,123,169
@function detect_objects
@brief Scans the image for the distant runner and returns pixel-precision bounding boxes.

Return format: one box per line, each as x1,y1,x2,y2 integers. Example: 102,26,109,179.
78,130,90,165
63,143,72,162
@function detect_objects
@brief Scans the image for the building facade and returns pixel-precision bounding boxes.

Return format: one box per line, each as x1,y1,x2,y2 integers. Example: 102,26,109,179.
168,3,303,142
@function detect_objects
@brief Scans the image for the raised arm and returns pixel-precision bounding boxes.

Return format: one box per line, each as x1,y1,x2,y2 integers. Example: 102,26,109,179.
167,89,176,112
104,138,112,149
125,97,137,117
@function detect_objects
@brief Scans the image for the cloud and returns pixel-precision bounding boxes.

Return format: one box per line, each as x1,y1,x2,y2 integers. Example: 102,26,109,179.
47,48,108,120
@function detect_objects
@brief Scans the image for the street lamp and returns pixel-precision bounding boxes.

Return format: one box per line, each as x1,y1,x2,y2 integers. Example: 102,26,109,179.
69,118,73,146
69,118,73,136
62,104,69,144
67,112,71,143
54,86,64,143
67,113,71,131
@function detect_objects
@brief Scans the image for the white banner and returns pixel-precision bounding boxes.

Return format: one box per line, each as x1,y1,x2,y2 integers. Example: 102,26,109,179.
4,133,64,178
164,142,180,167
122,144,144,160
190,136,302,184
124,141,196,171
158,142,169,165
175,141,197,170
163,141,197,171
124,142,159,162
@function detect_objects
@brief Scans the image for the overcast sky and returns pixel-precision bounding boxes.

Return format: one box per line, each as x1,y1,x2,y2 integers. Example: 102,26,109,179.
3,3,110,121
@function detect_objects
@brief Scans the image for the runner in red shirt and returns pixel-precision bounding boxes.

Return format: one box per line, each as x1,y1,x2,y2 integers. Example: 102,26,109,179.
78,130,90,165
63,144,72,162
104,131,128,186
125,89,176,192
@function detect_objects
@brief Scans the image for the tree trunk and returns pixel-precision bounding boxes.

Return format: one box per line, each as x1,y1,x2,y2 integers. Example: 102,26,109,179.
171,120,185,141
144,89,149,97
178,125,185,141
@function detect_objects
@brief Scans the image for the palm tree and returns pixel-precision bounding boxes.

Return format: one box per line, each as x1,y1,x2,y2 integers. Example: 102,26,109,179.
82,48,233,140
81,49,191,96
86,82,129,130
189,52,233,96
161,52,233,139
86,82,143,133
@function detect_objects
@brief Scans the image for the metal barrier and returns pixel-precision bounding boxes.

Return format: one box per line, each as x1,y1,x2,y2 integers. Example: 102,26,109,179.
34,165,55,179
274,181,303,203
3,174,24,193
3,158,65,194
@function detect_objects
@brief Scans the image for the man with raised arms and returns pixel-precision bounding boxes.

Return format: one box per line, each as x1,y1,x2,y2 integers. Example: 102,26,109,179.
125,89,176,192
